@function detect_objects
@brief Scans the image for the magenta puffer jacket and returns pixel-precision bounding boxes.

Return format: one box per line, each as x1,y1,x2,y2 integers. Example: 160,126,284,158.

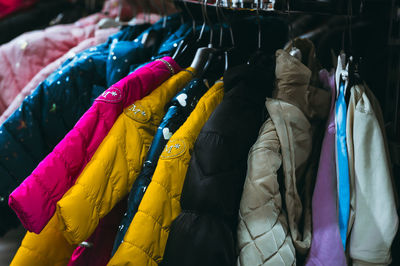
8,57,181,234
0,12,107,115
0,26,118,124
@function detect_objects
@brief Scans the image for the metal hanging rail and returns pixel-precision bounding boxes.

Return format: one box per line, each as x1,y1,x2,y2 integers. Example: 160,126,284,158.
174,0,361,16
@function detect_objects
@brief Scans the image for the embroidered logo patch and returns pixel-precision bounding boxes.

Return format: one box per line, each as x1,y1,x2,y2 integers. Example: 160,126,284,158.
160,139,187,159
96,87,123,103
124,103,150,123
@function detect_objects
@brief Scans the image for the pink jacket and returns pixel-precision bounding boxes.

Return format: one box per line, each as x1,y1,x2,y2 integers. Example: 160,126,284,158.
8,57,181,234
0,26,118,124
0,13,108,115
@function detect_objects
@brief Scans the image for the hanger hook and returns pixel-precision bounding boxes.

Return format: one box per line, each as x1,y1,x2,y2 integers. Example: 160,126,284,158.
203,0,214,47
198,0,213,47
256,0,261,50
116,0,123,22
286,0,295,47
162,0,167,27
197,0,207,42
218,0,235,48
183,1,196,35
216,0,223,48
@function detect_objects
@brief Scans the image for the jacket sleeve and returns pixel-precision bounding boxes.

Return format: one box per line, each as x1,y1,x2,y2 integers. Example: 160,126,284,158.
347,86,399,265
9,56,180,235
55,115,149,245
10,215,77,266
237,118,296,266
0,56,106,235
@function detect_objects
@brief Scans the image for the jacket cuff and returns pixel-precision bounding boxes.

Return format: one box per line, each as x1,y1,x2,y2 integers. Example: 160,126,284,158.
56,183,99,245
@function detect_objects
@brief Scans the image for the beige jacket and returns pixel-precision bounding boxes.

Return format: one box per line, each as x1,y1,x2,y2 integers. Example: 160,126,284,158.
237,118,296,266
346,83,398,265
237,39,330,266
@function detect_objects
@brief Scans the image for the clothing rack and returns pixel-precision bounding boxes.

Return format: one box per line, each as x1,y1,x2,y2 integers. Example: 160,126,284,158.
173,0,364,16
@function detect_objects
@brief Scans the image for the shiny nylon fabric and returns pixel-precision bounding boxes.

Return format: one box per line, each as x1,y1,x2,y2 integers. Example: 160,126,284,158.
11,68,193,266
1,14,185,236
0,13,106,115
68,69,195,266
8,56,181,234
55,69,194,245
108,80,224,266
112,75,208,255
0,23,150,236
160,63,273,266
0,26,119,124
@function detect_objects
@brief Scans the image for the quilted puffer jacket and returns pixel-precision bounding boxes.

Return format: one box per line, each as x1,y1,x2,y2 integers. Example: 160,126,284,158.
0,26,119,124
237,117,296,266
271,42,330,259
11,68,194,266
0,12,108,114
109,79,225,266
0,14,185,236
9,56,181,233
66,69,196,266
0,15,184,233
55,68,194,245
160,62,273,266
237,40,330,266
1,23,144,237
112,77,209,254
68,197,127,266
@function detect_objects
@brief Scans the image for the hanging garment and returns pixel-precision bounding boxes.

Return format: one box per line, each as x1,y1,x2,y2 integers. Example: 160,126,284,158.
268,42,330,258
65,68,196,266
9,56,181,234
0,26,119,125
0,12,109,115
68,197,127,266
346,84,398,266
306,69,347,266
160,62,274,266
55,68,194,245
112,77,209,254
237,116,296,266
0,14,184,236
108,79,224,266
11,214,77,266
10,68,195,266
335,58,351,250
0,0,74,45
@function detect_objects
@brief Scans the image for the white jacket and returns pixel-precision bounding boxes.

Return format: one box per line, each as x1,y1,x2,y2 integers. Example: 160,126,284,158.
346,83,398,265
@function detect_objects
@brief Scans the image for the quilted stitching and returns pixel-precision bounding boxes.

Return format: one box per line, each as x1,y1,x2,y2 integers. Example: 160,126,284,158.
238,118,296,266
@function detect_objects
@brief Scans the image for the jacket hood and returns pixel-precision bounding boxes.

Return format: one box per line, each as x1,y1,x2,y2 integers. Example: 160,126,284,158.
274,38,330,120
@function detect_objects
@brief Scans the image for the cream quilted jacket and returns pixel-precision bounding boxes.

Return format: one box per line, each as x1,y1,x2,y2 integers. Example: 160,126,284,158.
237,39,330,266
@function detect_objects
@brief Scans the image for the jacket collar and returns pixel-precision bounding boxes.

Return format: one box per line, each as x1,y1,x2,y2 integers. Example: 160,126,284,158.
274,38,330,120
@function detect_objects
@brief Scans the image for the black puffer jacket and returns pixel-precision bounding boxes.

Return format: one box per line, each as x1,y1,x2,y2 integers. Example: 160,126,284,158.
161,61,275,266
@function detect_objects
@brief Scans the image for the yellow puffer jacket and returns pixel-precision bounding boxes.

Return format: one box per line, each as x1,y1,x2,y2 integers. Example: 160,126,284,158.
10,68,195,266
11,215,76,266
56,68,196,245
108,79,224,266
